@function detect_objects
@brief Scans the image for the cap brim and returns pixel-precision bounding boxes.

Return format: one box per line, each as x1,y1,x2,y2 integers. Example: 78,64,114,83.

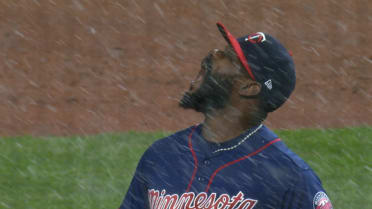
216,22,255,80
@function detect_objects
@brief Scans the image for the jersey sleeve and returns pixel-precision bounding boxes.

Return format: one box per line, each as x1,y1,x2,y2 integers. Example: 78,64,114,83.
118,150,150,209
281,169,333,209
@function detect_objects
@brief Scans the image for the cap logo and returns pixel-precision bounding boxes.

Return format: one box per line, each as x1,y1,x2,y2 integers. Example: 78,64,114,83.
245,32,266,43
265,79,272,90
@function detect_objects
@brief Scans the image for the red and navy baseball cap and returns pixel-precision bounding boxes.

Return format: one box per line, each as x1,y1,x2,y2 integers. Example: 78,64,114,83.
216,22,296,112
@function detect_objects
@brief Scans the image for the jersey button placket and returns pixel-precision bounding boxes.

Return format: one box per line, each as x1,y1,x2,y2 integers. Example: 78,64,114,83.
196,159,209,183
203,159,210,167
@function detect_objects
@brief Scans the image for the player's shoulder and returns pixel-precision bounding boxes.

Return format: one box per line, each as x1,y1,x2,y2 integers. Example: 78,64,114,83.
260,125,311,171
274,142,311,171
153,125,196,146
144,124,197,155
136,125,197,171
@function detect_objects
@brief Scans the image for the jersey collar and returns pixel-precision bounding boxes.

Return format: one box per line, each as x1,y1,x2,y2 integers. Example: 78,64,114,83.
191,123,265,157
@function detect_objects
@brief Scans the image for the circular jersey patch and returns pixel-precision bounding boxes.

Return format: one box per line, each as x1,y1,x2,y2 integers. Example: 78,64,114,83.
313,191,333,209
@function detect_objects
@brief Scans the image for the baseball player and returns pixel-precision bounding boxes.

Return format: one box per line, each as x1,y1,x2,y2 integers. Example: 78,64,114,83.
119,22,333,209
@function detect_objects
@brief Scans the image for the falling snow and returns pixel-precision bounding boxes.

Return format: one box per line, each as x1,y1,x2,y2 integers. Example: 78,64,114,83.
0,1,371,208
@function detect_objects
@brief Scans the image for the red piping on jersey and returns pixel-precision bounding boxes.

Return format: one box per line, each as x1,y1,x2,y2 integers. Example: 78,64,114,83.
205,138,281,193
186,126,198,192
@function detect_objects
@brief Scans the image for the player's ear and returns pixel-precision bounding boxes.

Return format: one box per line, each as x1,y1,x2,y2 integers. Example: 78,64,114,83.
237,79,261,98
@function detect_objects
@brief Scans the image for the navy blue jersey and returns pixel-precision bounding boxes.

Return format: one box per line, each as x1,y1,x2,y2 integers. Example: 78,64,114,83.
119,124,332,209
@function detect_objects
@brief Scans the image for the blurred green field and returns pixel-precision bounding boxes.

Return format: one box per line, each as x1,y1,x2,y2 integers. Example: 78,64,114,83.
1,126,371,209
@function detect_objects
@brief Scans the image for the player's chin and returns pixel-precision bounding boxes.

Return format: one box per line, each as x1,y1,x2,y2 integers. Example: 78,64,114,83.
179,92,204,112
179,92,195,109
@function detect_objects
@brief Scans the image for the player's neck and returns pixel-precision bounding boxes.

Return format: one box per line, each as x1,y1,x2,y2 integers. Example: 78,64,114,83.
201,106,260,144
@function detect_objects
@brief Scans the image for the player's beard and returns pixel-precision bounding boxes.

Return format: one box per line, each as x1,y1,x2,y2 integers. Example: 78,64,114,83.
179,73,233,114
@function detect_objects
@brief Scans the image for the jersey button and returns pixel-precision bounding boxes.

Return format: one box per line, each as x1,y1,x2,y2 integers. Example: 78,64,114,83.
203,160,210,166
197,177,206,182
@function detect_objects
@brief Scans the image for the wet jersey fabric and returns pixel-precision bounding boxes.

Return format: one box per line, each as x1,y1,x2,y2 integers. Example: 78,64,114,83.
119,124,332,209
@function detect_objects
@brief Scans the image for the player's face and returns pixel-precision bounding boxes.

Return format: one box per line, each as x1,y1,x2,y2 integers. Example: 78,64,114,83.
179,46,243,113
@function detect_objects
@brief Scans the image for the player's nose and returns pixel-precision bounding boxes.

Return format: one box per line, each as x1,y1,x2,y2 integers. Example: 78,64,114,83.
210,48,225,59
